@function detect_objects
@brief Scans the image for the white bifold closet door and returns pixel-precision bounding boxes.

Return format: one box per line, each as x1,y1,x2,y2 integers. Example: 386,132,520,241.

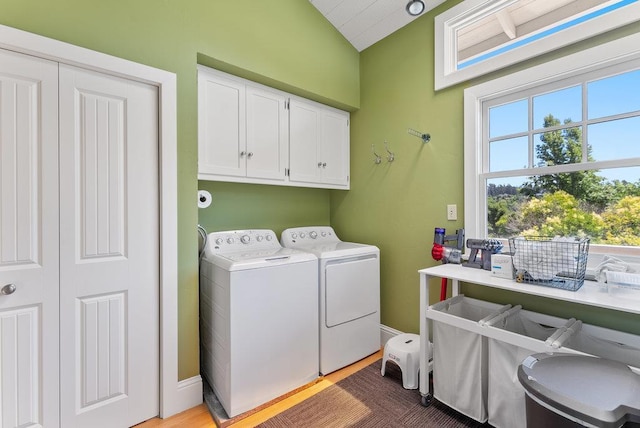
58,65,159,427
0,48,60,428
0,48,159,428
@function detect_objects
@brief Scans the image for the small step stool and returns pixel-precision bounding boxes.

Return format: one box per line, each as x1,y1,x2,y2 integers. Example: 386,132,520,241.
381,333,421,389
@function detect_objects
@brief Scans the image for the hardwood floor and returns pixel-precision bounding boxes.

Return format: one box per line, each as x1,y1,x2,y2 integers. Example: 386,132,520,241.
137,351,383,428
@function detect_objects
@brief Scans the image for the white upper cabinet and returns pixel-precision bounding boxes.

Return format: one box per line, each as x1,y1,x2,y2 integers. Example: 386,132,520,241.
289,98,349,188
289,99,321,184
319,107,349,187
197,66,349,189
198,71,246,178
245,85,288,181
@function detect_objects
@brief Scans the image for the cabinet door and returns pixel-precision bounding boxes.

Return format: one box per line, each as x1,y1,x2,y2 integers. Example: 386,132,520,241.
0,48,60,428
320,109,349,187
289,99,321,184
246,86,287,181
198,72,246,177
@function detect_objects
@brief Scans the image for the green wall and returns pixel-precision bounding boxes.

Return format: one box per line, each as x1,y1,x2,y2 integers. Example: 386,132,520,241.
331,2,465,334
332,2,640,336
0,0,359,380
3,0,639,384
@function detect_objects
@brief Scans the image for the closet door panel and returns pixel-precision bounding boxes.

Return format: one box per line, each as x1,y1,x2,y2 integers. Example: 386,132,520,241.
0,49,59,428
59,65,159,428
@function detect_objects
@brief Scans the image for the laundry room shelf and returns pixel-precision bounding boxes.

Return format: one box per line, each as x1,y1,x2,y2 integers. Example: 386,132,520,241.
417,263,640,409
420,264,640,315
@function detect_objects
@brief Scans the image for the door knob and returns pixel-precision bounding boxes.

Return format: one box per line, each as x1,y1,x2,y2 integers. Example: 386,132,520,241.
1,284,16,295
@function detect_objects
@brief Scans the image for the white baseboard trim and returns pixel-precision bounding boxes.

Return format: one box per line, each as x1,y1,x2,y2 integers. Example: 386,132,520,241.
164,375,203,418
380,324,404,346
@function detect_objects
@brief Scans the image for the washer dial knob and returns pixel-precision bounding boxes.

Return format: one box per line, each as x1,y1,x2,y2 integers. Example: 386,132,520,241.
310,231,318,239
291,233,298,239
266,235,273,241
226,237,234,244
321,231,327,237
240,235,250,244
300,232,306,239
215,238,223,245
256,235,263,242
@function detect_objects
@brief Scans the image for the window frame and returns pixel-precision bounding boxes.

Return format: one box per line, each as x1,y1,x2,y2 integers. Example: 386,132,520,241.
464,30,640,256
435,0,640,90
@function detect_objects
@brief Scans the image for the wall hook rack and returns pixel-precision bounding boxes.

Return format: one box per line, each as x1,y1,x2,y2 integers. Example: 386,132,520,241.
384,141,395,162
371,144,382,164
408,128,431,143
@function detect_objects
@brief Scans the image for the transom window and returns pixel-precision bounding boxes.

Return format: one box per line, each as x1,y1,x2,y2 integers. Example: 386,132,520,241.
464,32,640,253
436,0,640,90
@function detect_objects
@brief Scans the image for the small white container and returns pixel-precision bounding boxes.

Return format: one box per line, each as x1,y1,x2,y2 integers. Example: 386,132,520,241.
491,254,514,279
606,271,640,300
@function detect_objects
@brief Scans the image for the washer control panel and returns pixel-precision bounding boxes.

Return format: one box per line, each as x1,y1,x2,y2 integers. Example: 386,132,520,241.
205,229,279,254
281,226,339,247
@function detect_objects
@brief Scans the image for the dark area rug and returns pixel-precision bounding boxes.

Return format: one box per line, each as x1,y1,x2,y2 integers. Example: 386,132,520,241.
256,360,489,428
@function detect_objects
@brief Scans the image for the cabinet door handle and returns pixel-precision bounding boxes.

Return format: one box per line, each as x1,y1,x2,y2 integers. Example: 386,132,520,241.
240,151,247,157
247,152,254,158
322,162,327,168
318,162,323,168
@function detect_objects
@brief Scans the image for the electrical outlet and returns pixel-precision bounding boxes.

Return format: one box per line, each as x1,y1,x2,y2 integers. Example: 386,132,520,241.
447,204,457,221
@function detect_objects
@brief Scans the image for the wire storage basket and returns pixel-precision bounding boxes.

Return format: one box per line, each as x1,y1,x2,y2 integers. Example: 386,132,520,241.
508,236,590,291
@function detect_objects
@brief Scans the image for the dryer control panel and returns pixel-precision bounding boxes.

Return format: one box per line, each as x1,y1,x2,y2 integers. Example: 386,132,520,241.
281,226,339,247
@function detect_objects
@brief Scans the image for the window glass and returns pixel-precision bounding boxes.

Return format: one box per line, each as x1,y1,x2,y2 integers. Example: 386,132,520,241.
456,0,630,70
588,69,640,119
533,86,582,129
486,167,640,245
589,117,640,161
436,0,640,90
490,137,528,172
534,127,583,167
466,32,640,250
489,99,527,138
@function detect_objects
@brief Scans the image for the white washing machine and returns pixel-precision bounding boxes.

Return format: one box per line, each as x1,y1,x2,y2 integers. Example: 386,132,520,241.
199,229,319,418
281,226,380,375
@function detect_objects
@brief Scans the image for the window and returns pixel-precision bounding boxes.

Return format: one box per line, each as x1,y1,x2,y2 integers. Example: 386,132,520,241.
435,0,640,90
464,31,640,254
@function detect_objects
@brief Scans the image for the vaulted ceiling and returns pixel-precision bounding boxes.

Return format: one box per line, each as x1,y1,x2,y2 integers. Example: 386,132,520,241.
309,0,445,51
310,0,605,55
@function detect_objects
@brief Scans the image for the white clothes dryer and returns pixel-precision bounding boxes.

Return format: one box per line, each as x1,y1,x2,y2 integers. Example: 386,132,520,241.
281,226,380,375
200,229,319,418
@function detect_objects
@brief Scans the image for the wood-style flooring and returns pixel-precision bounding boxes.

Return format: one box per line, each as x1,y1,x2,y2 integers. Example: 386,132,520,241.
136,350,383,428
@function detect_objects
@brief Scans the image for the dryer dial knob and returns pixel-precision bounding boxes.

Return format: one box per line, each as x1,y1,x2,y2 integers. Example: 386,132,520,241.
226,237,234,244
241,235,250,244
265,235,273,241
310,231,317,239
215,238,223,245
256,235,263,242
291,233,298,239
300,232,306,238
321,231,327,237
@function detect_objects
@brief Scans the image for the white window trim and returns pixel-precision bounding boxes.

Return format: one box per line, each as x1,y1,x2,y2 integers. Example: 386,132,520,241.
464,30,640,255
436,0,640,90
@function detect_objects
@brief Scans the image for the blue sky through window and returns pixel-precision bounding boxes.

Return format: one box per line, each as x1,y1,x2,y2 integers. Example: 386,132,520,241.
489,65,640,184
